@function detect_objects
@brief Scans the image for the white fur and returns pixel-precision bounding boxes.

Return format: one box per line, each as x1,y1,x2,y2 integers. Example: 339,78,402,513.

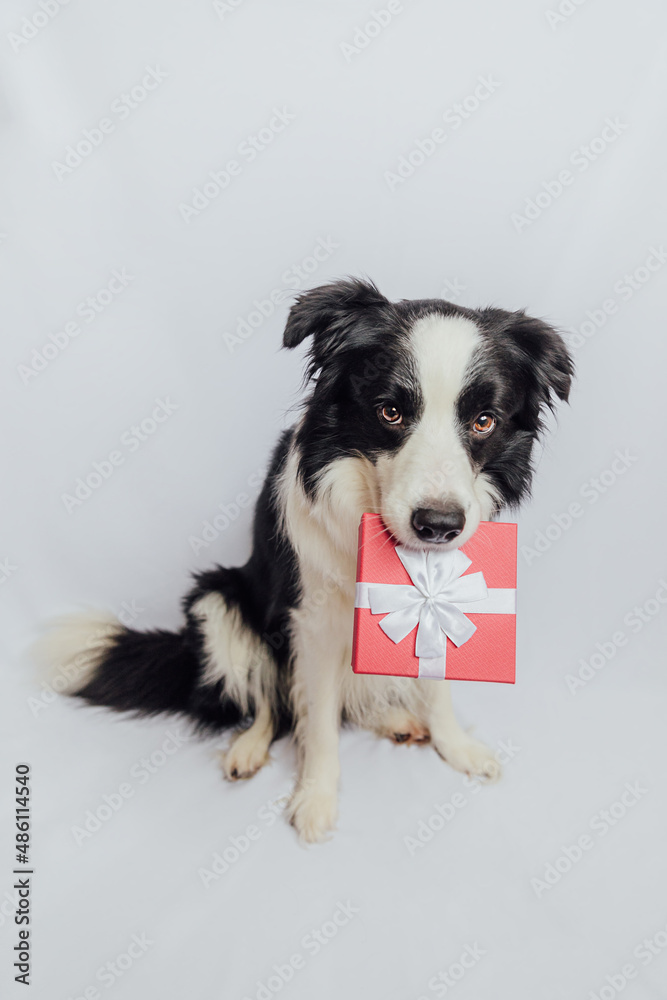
378,313,496,549
32,610,121,694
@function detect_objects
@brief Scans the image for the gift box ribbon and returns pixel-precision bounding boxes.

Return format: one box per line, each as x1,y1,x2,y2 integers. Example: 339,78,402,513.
355,545,516,679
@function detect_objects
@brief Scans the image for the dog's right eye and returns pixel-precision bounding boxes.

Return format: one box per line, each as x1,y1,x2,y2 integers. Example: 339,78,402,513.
378,404,403,425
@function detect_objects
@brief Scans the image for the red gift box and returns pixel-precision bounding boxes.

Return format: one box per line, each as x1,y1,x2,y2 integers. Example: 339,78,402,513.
351,514,517,682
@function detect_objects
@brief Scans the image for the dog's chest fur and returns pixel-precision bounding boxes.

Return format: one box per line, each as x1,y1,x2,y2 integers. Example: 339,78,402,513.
278,442,424,725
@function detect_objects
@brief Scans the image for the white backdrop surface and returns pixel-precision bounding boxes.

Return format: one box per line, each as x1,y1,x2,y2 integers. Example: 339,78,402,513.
1,1,667,998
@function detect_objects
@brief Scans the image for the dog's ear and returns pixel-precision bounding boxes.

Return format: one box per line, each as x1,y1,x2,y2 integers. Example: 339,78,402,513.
507,311,573,403
283,278,390,373
481,308,574,429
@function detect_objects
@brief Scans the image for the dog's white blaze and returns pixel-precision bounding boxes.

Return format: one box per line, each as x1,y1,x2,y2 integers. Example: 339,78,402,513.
377,313,491,547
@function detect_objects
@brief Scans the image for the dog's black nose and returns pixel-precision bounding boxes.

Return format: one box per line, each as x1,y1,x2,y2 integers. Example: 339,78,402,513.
411,506,466,544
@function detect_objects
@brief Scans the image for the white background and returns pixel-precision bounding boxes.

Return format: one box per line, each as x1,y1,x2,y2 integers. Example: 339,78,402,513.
2,1,667,998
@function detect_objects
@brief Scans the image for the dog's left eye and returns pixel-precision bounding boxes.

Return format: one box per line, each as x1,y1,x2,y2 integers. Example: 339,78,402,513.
378,404,403,425
472,413,496,436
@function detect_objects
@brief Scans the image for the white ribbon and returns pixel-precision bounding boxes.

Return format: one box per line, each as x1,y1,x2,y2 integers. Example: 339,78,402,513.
355,546,515,679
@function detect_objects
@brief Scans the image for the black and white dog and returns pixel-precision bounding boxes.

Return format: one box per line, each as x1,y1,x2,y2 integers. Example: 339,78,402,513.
41,279,573,842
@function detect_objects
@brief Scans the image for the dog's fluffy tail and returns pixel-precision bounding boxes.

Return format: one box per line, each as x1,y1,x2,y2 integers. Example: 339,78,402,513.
33,610,243,729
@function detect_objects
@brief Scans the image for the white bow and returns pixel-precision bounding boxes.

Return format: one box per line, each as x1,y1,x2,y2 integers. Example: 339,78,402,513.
367,547,489,660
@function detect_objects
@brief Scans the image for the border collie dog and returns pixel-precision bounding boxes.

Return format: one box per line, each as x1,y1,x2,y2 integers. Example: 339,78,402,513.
41,279,573,842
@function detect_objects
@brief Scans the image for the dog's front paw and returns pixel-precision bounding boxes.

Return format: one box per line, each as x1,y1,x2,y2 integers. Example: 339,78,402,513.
376,707,431,746
435,735,501,781
287,785,338,844
220,729,270,781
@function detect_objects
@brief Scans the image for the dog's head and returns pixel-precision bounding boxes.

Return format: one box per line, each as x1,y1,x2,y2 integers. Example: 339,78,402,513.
284,278,573,550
